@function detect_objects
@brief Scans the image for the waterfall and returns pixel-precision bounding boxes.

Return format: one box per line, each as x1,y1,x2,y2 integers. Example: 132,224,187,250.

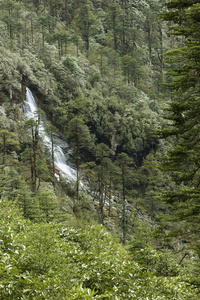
23,87,76,182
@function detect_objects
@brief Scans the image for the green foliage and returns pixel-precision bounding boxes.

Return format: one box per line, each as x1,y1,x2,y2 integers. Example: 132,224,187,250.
0,129,20,164
158,1,200,252
75,0,96,51
1,0,197,297
129,220,180,277
115,152,135,244
0,199,198,299
121,55,143,85
67,117,93,200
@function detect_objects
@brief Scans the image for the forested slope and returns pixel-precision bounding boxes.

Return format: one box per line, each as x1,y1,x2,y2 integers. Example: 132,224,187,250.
1,0,200,298
0,0,172,237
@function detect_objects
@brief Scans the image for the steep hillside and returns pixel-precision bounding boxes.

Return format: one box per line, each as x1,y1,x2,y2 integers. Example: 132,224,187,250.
1,0,200,298
0,0,172,233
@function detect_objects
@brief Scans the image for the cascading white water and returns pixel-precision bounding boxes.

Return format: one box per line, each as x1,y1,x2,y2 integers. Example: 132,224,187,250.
23,87,77,182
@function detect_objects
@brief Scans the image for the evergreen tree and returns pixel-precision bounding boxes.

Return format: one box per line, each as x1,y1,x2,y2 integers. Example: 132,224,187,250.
67,117,92,201
0,129,20,165
95,143,110,225
159,1,200,243
76,0,96,51
23,118,39,194
45,124,59,184
105,2,123,50
116,152,134,245
22,116,50,194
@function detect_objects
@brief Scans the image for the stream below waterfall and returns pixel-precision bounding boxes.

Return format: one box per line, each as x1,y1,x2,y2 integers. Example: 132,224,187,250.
23,87,77,182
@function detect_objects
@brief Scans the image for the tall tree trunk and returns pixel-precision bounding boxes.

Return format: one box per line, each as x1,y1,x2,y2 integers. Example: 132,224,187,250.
32,124,38,194
146,16,152,64
51,132,55,184
122,167,127,245
31,19,34,43
113,8,117,50
65,0,69,27
158,25,164,74
75,128,80,201
2,134,6,165
58,38,61,59
108,175,112,217
99,170,104,225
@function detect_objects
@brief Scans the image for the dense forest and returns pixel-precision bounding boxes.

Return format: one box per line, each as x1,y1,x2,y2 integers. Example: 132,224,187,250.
1,0,200,298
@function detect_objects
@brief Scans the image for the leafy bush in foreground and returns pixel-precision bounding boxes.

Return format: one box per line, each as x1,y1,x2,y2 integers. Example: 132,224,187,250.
0,199,197,299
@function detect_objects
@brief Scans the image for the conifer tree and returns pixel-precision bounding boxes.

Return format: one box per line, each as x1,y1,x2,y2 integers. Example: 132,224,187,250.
76,0,96,51
116,152,134,245
45,124,59,184
23,118,39,194
95,143,110,225
0,129,20,165
67,117,92,201
159,1,200,241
